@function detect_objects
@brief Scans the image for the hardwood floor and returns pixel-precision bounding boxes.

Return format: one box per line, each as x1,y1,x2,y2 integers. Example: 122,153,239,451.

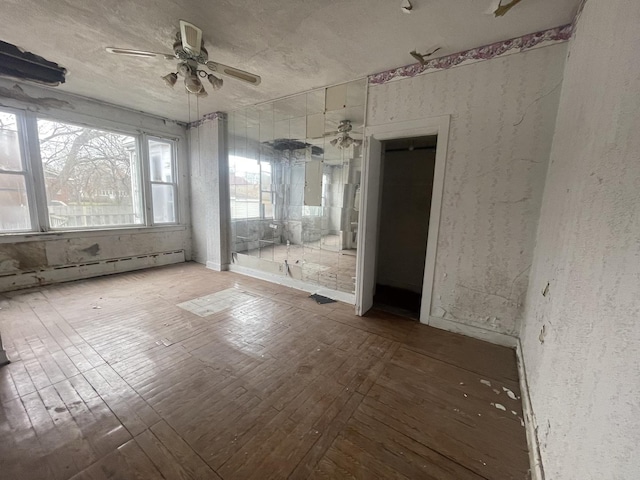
0,263,530,479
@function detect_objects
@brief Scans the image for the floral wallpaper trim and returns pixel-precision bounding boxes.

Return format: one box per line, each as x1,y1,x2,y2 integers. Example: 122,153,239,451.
368,24,573,85
187,111,227,129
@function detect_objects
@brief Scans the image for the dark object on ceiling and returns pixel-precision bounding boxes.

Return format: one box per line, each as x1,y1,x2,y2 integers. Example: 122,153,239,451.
494,0,524,17
267,138,324,155
0,41,67,86
309,294,337,305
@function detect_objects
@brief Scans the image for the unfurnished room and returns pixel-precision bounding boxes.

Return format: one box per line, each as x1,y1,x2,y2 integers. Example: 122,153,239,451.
0,0,638,478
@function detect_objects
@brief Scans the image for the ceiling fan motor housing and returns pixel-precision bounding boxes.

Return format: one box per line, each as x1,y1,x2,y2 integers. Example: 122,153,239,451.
173,35,208,63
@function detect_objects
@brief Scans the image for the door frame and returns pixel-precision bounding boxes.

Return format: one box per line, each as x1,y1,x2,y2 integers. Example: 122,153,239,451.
355,115,450,324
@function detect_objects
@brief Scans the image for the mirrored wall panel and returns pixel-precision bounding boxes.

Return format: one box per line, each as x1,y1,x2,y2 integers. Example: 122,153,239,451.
228,79,365,295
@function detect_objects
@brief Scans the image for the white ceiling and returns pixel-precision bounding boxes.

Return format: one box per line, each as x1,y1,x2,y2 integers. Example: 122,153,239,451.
0,0,580,122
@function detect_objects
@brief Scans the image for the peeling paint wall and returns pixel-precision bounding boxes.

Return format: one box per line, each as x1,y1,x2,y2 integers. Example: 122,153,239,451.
367,44,567,335
519,1,640,477
0,79,191,291
189,117,230,270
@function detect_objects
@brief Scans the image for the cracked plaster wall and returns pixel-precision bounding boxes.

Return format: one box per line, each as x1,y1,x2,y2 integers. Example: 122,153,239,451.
367,43,567,335
519,0,640,477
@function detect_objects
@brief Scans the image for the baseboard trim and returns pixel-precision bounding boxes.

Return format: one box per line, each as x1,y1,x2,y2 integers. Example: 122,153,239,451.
228,264,356,305
205,261,229,272
427,316,518,348
516,339,545,480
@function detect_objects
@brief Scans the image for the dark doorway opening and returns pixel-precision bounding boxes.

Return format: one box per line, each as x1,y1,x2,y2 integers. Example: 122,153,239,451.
373,135,437,319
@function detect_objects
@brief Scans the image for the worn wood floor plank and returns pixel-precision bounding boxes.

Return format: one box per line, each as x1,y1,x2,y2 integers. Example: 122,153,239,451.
0,262,530,479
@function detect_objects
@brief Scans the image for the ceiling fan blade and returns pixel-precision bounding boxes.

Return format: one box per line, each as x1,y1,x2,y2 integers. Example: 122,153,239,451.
106,47,174,60
179,20,202,55
206,61,261,85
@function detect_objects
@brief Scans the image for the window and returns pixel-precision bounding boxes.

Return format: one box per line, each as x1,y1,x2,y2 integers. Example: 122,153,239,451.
0,111,32,232
148,138,177,224
229,155,273,220
0,108,180,234
37,119,143,228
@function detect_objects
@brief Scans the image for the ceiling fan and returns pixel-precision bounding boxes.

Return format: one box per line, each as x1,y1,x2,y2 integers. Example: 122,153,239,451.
327,120,362,149
106,20,261,97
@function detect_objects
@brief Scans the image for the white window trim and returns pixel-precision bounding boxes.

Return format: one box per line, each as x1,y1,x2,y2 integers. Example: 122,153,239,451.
147,135,179,225
0,107,182,234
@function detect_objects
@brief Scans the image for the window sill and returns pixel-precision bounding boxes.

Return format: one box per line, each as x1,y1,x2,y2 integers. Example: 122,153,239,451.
0,224,188,245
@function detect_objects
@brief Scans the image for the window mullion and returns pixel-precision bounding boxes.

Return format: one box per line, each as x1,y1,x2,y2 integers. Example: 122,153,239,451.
22,113,49,232
140,133,153,226
171,139,179,224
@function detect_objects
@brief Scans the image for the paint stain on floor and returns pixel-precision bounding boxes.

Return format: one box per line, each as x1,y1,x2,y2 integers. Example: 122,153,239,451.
177,288,255,317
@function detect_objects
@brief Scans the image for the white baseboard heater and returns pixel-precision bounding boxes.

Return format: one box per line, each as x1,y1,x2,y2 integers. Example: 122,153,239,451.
0,250,185,292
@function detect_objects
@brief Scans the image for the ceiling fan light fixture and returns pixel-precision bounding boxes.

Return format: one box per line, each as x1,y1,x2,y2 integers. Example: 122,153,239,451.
184,73,203,94
207,74,223,90
162,72,178,88
106,20,262,98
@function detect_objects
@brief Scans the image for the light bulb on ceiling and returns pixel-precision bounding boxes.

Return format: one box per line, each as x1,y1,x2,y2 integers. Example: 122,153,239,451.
178,63,191,77
162,72,178,88
207,74,223,90
184,73,203,94
196,87,208,98
342,136,354,149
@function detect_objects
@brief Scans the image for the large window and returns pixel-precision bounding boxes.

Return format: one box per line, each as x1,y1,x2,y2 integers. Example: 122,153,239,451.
0,108,179,234
37,119,142,228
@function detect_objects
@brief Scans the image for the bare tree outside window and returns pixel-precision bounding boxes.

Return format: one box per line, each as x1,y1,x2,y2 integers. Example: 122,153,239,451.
37,119,143,228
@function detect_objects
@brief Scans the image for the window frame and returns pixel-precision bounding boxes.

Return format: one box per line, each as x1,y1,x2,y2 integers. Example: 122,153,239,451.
0,107,181,235
0,107,40,233
146,135,179,225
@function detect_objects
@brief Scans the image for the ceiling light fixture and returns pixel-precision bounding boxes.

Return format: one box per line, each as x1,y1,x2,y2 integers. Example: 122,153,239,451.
184,70,203,94
162,72,178,87
207,74,223,90
106,20,261,99
330,120,362,150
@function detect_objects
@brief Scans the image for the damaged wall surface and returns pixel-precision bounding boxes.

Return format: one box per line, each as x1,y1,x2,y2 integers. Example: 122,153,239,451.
0,78,191,291
0,228,189,290
519,0,640,477
367,43,567,336
189,115,230,270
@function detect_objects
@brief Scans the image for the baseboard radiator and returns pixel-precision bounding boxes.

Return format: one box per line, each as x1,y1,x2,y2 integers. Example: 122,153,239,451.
0,250,185,292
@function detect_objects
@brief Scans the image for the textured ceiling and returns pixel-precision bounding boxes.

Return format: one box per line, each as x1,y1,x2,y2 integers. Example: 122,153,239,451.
0,0,581,122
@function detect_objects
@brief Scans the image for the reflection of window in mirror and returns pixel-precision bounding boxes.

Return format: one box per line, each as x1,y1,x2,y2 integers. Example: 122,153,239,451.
229,155,273,220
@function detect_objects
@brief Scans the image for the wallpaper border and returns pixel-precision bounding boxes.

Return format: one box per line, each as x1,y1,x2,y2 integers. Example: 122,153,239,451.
368,24,573,85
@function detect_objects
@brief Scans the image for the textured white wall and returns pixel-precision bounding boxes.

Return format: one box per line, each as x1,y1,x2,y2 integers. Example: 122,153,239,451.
189,117,231,270
367,44,567,335
519,1,640,478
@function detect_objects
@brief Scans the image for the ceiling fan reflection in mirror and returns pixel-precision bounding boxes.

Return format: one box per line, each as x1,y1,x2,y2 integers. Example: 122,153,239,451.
106,20,261,97
328,120,362,149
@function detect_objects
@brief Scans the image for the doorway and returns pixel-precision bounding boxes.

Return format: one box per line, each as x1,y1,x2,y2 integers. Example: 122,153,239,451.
373,136,437,319
355,115,449,323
